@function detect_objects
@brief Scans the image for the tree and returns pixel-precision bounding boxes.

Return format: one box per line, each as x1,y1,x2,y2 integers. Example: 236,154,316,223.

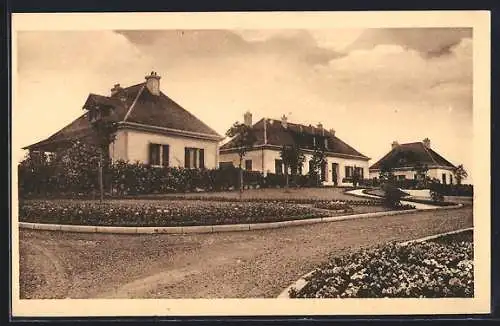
280,144,305,187
225,122,257,197
351,167,361,188
90,118,118,202
379,161,395,184
453,164,468,185
308,145,327,186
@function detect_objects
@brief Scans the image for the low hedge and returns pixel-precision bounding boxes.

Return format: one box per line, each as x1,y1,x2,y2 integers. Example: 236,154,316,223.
289,230,473,298
19,160,322,199
19,200,331,227
429,183,473,197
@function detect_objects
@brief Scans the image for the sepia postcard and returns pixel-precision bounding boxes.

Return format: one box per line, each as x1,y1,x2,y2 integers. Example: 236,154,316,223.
11,11,491,318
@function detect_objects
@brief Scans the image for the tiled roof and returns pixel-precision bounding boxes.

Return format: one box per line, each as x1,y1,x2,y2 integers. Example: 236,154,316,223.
125,85,221,136
220,118,369,159
24,81,221,151
369,142,456,170
22,113,95,151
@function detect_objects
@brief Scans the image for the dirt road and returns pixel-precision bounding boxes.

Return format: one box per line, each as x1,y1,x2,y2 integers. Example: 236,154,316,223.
19,207,473,299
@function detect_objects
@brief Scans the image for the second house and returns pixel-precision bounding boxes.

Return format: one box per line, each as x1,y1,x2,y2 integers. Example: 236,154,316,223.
219,112,370,186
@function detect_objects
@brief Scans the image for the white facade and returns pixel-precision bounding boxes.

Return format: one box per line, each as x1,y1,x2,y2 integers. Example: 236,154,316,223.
369,167,455,184
110,128,219,169
219,147,369,186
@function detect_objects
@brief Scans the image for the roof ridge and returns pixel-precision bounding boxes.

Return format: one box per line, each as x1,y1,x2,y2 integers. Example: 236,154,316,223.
426,146,456,168
123,84,146,122
420,142,438,165
159,92,221,137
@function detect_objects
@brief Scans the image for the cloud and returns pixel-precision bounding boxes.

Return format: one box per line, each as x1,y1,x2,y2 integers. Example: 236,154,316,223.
17,31,147,74
346,28,472,59
116,29,345,67
323,36,472,107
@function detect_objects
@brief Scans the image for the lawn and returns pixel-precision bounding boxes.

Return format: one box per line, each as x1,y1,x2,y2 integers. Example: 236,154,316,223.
124,187,361,202
19,206,473,299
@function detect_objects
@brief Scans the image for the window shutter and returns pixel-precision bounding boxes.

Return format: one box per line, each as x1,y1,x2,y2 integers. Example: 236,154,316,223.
148,143,155,165
162,144,169,167
199,149,205,169
185,148,190,168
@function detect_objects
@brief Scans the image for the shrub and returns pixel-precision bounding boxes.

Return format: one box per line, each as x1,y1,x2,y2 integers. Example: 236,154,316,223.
381,183,404,208
429,183,473,197
429,182,445,203
358,178,381,188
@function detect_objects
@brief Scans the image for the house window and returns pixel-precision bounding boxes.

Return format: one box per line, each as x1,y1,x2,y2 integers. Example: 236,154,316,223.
414,174,417,179
442,173,447,184
149,144,161,166
88,109,100,123
161,144,169,167
355,167,364,179
149,143,169,167
397,175,406,180
275,159,283,175
185,147,205,169
449,174,453,185
345,166,354,178
321,162,327,181
245,159,253,171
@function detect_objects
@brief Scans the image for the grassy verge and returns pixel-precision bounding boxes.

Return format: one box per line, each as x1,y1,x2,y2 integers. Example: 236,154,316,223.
289,229,473,298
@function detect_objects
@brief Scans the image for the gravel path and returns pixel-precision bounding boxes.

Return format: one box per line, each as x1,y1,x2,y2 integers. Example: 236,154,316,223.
346,189,437,209
19,207,472,299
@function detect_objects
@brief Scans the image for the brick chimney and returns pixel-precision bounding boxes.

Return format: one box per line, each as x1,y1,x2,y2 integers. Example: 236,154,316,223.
317,122,324,136
110,83,123,96
423,138,431,148
391,141,399,149
281,114,288,129
329,128,336,137
145,71,161,96
244,111,252,127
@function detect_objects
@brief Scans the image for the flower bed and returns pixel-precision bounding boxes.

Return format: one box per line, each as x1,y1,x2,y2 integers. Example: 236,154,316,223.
313,201,353,212
289,230,473,298
19,200,333,227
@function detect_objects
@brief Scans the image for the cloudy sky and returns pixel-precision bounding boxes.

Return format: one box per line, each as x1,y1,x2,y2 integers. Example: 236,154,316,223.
14,28,473,182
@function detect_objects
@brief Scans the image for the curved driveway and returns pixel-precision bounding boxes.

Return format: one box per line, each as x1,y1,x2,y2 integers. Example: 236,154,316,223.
20,206,472,299
346,189,438,209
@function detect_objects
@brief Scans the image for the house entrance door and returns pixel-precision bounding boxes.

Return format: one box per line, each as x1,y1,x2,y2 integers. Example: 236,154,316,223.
332,163,339,186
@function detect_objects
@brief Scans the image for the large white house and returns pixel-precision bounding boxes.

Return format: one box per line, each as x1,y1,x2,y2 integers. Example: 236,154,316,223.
369,139,456,184
24,72,223,168
219,112,370,186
